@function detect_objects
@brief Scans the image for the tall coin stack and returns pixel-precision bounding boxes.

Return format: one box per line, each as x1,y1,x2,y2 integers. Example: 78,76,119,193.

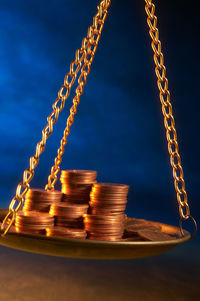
84,183,129,241
60,170,97,204
23,189,63,213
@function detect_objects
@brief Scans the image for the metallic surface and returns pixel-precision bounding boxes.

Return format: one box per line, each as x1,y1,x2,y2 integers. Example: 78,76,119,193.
0,209,190,259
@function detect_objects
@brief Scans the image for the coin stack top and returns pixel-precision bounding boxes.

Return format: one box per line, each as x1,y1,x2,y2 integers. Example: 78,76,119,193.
84,183,129,241
60,170,97,204
23,189,63,213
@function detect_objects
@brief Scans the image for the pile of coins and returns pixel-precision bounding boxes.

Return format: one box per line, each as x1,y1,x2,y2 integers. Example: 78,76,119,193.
49,202,88,229
60,170,97,204
84,183,129,241
123,218,174,241
15,211,54,235
23,189,63,213
46,227,87,239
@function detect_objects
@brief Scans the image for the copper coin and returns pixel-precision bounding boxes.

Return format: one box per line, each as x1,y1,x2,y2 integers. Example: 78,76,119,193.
92,183,129,193
83,214,124,223
23,202,51,213
87,235,122,241
62,183,92,191
137,230,175,241
90,208,126,216
56,221,83,227
15,219,54,229
90,191,128,198
90,198,127,205
125,219,162,230
60,170,97,184
125,224,161,233
26,189,63,200
16,211,54,221
50,202,88,217
15,227,45,235
90,204,127,210
46,227,87,239
122,236,147,242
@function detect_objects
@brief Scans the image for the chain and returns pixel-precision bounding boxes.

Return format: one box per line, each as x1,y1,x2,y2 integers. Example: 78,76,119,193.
46,1,111,191
145,0,197,237
1,0,111,236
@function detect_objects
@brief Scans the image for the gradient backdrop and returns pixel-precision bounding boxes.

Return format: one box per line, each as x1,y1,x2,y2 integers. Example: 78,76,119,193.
0,1,199,300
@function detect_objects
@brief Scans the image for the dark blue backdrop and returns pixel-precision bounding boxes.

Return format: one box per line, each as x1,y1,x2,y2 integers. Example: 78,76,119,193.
0,0,199,230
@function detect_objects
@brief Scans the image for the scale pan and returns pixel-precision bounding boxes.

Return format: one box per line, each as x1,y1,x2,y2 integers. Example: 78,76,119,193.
0,209,190,259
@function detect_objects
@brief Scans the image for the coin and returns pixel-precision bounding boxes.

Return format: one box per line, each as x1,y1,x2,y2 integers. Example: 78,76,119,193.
137,230,175,241
60,170,97,184
50,202,88,218
46,227,87,239
92,183,129,191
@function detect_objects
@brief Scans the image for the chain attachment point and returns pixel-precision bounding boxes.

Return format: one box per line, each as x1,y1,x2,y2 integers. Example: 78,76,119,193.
179,215,197,240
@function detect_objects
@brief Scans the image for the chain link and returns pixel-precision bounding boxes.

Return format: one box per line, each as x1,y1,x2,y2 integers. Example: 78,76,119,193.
46,1,111,191
1,0,111,236
145,0,196,236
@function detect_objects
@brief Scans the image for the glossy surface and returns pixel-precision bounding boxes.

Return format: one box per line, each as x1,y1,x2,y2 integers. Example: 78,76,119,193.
0,209,190,259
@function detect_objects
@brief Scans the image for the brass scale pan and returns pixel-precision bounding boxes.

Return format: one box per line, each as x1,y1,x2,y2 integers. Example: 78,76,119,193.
0,209,190,260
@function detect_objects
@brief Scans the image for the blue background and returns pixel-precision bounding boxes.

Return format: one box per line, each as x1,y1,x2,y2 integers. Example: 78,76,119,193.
0,2,199,301
0,0,199,230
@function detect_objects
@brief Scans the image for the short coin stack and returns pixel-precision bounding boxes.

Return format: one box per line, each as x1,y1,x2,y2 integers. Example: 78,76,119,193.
23,189,63,213
60,170,97,204
49,202,88,229
84,214,125,241
89,183,129,216
15,211,54,235
84,183,129,241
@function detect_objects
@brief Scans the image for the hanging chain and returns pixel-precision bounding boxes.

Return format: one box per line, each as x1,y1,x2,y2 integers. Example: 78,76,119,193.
145,0,197,237
1,0,111,236
46,1,111,191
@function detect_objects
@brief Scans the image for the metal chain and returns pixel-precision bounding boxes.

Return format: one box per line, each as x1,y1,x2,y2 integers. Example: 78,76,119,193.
1,0,111,236
46,1,111,191
145,0,197,237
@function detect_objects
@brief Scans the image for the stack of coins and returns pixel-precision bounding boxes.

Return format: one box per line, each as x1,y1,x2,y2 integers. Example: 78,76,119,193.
89,183,129,216
23,189,63,213
49,202,88,228
60,170,97,204
15,211,54,235
46,227,87,239
83,214,125,241
84,183,129,241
